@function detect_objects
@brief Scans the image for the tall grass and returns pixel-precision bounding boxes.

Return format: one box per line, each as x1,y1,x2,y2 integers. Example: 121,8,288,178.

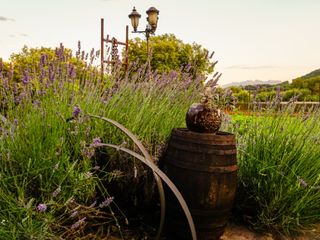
225,106,320,236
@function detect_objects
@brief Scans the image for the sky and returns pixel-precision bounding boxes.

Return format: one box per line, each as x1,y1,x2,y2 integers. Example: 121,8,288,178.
0,0,319,84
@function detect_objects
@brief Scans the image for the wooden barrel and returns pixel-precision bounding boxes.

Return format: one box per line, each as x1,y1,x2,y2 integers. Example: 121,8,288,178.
160,128,238,240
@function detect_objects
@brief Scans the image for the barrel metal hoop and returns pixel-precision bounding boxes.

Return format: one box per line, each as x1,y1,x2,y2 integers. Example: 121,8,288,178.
164,158,238,173
169,142,237,155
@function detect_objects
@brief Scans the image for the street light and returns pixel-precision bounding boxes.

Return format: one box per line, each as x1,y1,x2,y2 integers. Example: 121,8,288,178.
128,7,141,32
146,7,159,32
129,6,159,39
128,6,159,70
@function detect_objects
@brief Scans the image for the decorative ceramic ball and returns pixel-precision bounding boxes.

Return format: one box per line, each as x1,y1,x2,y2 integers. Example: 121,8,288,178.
186,103,222,133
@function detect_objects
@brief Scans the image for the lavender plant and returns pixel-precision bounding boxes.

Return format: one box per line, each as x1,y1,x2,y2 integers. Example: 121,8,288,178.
223,104,320,236
0,43,203,238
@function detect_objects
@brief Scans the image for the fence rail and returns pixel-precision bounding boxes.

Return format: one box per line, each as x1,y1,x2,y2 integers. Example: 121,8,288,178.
235,102,320,112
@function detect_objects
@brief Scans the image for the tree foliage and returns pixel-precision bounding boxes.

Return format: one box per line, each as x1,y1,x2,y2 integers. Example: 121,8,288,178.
0,45,102,113
0,45,99,86
234,90,250,103
127,34,215,78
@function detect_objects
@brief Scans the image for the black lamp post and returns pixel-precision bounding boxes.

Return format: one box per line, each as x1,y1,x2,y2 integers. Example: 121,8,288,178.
128,6,159,69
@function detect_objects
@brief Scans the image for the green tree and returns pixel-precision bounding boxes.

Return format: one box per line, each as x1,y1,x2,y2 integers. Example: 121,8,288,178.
292,69,320,97
127,34,215,78
282,88,311,101
228,86,242,94
256,91,276,102
6,45,97,84
234,90,250,103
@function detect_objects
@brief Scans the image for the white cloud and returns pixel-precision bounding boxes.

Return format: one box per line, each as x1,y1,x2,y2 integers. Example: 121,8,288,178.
226,65,281,70
0,16,15,22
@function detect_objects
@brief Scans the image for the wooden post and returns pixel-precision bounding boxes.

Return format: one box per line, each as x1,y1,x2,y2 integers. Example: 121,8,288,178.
100,19,129,74
125,25,129,71
100,18,104,81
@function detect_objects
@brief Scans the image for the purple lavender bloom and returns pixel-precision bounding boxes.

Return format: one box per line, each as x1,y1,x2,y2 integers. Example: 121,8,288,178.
40,54,47,66
8,63,13,80
48,64,55,82
92,137,101,145
297,176,308,188
33,99,40,108
95,50,100,58
22,72,30,85
55,43,65,60
82,147,95,159
90,48,95,58
169,70,178,79
70,210,79,218
98,197,114,208
39,68,45,83
92,166,100,171
71,217,87,230
37,203,47,212
81,51,85,60
13,82,18,94
66,196,75,205
76,41,81,58
68,64,76,79
89,200,97,208
53,163,59,171
37,89,46,96
84,171,93,179
52,186,61,197
276,86,281,96
72,106,81,118
2,78,9,91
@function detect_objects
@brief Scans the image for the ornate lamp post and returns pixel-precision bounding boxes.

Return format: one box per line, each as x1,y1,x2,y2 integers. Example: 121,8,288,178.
128,6,159,70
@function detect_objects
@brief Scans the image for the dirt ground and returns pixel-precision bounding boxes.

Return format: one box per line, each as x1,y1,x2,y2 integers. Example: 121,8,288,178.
106,223,320,240
221,223,320,240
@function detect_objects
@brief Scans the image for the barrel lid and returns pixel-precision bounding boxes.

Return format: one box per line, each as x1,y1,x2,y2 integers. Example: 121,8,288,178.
172,128,235,143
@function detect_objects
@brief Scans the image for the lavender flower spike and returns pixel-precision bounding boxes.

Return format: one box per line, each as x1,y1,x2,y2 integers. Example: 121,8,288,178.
297,176,308,188
71,217,87,229
52,186,61,197
22,71,30,85
92,137,101,145
89,200,97,208
99,196,114,208
84,171,93,179
37,203,47,212
70,210,79,218
72,106,81,118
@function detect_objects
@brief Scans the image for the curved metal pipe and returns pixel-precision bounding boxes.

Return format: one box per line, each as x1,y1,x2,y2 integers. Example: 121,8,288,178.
88,114,197,240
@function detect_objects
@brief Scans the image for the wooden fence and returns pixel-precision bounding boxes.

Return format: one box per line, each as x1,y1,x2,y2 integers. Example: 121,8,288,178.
235,102,320,113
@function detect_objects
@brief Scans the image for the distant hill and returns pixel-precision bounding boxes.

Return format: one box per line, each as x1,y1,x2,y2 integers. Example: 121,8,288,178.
222,80,282,88
298,68,320,79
